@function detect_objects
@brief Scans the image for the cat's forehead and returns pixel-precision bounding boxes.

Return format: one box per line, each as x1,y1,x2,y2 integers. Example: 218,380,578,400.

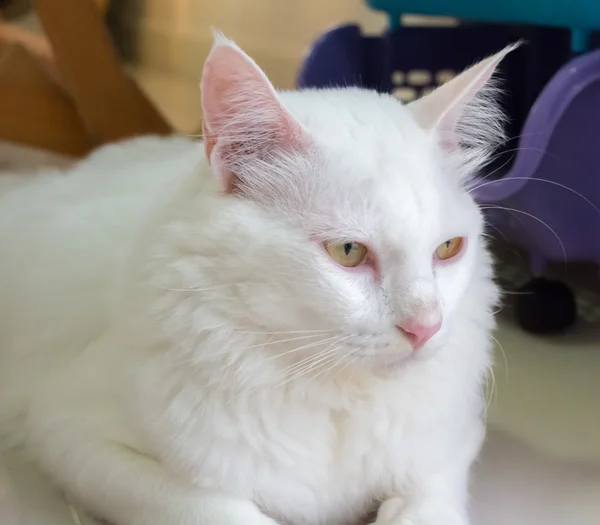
281,89,441,186
281,89,424,148
276,89,472,240
282,90,450,196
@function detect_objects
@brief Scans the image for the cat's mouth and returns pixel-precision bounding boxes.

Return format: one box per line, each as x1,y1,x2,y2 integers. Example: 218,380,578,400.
341,335,393,350
336,332,441,368
336,335,412,363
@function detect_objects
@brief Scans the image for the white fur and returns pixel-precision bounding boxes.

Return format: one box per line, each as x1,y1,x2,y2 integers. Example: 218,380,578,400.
0,38,506,525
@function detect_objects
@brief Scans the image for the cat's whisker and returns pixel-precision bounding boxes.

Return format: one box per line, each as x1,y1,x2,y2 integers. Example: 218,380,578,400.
340,352,362,396
307,354,346,384
335,335,373,379
280,333,358,386
495,130,547,147
234,329,335,335
484,331,510,415
261,335,343,361
484,145,560,166
490,333,509,378
472,177,600,217
464,153,516,192
276,338,351,387
309,345,364,384
153,283,236,293
236,336,348,393
331,340,370,392
484,362,497,416
281,349,343,386
483,220,509,241
296,334,352,363
480,205,567,266
279,338,346,379
464,141,562,194
236,335,343,390
233,333,337,352
182,333,343,377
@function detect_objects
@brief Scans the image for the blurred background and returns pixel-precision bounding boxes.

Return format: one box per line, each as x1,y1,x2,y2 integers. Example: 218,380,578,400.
111,0,391,132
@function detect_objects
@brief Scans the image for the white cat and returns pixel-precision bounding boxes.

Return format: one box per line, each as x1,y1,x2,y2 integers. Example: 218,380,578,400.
0,35,513,525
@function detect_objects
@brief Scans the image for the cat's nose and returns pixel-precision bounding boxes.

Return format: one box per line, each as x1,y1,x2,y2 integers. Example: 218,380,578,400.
396,320,441,350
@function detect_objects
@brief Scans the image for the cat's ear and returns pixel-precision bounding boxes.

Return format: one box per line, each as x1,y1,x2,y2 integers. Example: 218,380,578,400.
201,33,306,193
408,44,518,153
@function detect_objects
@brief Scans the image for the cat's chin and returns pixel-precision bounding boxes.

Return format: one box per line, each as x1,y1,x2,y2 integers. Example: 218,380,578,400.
371,344,442,373
363,351,415,373
378,355,414,371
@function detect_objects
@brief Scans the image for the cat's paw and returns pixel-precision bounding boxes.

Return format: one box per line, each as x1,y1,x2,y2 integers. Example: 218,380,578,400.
369,517,416,525
373,516,463,525
370,498,466,525
369,498,414,525
374,518,421,525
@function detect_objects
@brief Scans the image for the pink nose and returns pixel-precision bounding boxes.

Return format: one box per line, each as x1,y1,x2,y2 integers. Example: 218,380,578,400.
397,320,442,350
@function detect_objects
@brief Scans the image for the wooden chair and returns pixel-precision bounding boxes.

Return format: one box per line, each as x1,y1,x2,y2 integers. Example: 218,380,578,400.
0,0,172,157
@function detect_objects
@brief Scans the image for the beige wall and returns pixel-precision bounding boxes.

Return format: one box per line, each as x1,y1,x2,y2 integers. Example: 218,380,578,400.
111,1,453,132
114,0,388,89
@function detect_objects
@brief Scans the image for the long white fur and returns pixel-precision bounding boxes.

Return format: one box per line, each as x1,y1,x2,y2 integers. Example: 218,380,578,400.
0,36,511,525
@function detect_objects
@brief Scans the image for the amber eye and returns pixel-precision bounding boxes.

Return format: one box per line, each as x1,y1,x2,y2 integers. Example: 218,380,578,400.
325,241,368,267
435,237,464,261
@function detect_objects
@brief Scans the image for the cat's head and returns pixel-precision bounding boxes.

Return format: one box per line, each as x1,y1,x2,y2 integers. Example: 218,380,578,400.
168,35,513,374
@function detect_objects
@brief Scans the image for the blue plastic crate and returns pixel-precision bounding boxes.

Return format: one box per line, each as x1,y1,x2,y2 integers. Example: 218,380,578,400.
367,0,600,51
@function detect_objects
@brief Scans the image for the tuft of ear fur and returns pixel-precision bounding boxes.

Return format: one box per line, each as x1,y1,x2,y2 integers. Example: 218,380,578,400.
201,32,308,193
409,43,520,177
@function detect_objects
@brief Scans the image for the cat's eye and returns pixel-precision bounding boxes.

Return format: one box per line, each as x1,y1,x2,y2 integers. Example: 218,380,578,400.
325,241,368,267
435,237,464,261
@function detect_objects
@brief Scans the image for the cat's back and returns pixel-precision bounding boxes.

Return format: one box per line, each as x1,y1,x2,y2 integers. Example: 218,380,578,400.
0,136,203,432
0,135,200,295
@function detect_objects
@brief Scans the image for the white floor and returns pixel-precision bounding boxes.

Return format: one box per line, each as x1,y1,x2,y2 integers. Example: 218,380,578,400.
488,317,600,464
472,318,600,525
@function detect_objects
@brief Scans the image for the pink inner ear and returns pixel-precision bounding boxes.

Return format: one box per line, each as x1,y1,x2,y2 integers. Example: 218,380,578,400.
436,74,489,151
408,44,518,154
439,134,460,152
201,43,305,192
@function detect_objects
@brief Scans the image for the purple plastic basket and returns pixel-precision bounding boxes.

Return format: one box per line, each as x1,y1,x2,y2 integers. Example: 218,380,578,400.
478,49,600,273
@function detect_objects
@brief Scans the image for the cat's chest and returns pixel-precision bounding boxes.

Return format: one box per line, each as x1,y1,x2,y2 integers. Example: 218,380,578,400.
250,400,409,525
162,386,427,525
